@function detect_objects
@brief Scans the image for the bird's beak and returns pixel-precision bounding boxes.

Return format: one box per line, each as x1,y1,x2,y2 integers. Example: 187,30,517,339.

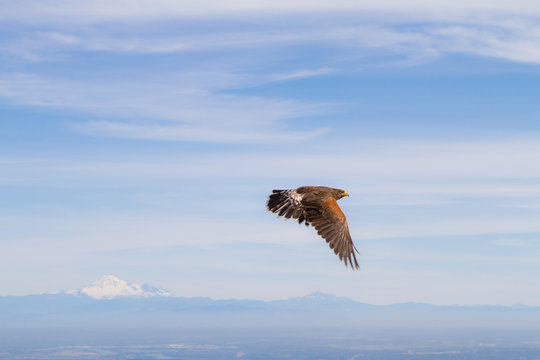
342,191,349,197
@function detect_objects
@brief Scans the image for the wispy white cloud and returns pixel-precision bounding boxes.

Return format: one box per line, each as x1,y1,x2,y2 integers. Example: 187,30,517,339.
4,3,540,65
3,26,426,59
356,216,540,240
428,20,540,64
369,248,540,265
273,67,334,81
3,139,540,183
2,138,540,241
349,183,540,203
75,120,329,143
4,0,540,24
494,237,536,247
0,73,329,143
3,137,540,241
3,3,540,149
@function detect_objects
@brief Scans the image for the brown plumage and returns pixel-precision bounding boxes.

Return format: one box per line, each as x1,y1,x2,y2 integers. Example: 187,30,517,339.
266,186,359,270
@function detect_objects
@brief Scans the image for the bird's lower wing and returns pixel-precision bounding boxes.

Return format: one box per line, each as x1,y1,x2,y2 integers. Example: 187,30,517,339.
305,198,359,270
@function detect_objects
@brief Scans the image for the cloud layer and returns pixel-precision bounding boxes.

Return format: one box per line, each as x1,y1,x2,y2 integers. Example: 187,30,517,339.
3,1,540,144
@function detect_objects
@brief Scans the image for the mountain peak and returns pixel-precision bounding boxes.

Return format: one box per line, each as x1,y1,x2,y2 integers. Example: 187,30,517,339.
66,275,171,300
304,291,338,300
291,291,353,303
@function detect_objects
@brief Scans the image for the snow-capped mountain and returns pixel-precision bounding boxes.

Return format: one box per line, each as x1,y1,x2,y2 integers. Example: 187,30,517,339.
66,275,171,299
297,291,350,302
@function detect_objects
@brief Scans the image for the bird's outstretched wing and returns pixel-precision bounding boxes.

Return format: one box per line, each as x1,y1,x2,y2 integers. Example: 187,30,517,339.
305,198,359,269
267,189,309,225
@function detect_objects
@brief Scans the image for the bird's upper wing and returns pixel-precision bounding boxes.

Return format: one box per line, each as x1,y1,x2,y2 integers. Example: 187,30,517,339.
305,197,359,269
267,189,309,225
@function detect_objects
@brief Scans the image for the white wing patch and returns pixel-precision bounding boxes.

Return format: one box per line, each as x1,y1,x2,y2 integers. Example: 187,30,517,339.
288,190,304,204
267,189,306,223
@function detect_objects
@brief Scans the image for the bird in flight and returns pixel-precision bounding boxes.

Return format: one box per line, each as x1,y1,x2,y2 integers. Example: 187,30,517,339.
267,186,359,270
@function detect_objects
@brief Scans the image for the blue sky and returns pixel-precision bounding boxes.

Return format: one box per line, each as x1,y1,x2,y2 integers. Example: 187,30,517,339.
1,0,540,305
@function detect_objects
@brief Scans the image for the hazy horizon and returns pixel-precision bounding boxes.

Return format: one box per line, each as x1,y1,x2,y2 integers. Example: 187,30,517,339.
3,274,540,308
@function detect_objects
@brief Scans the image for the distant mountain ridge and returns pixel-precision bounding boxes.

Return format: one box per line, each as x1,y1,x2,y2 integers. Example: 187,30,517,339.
5,275,539,309
56,276,357,304
1,275,539,330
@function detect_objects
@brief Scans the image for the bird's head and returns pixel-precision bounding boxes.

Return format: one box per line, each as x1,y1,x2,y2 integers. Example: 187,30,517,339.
333,188,349,199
